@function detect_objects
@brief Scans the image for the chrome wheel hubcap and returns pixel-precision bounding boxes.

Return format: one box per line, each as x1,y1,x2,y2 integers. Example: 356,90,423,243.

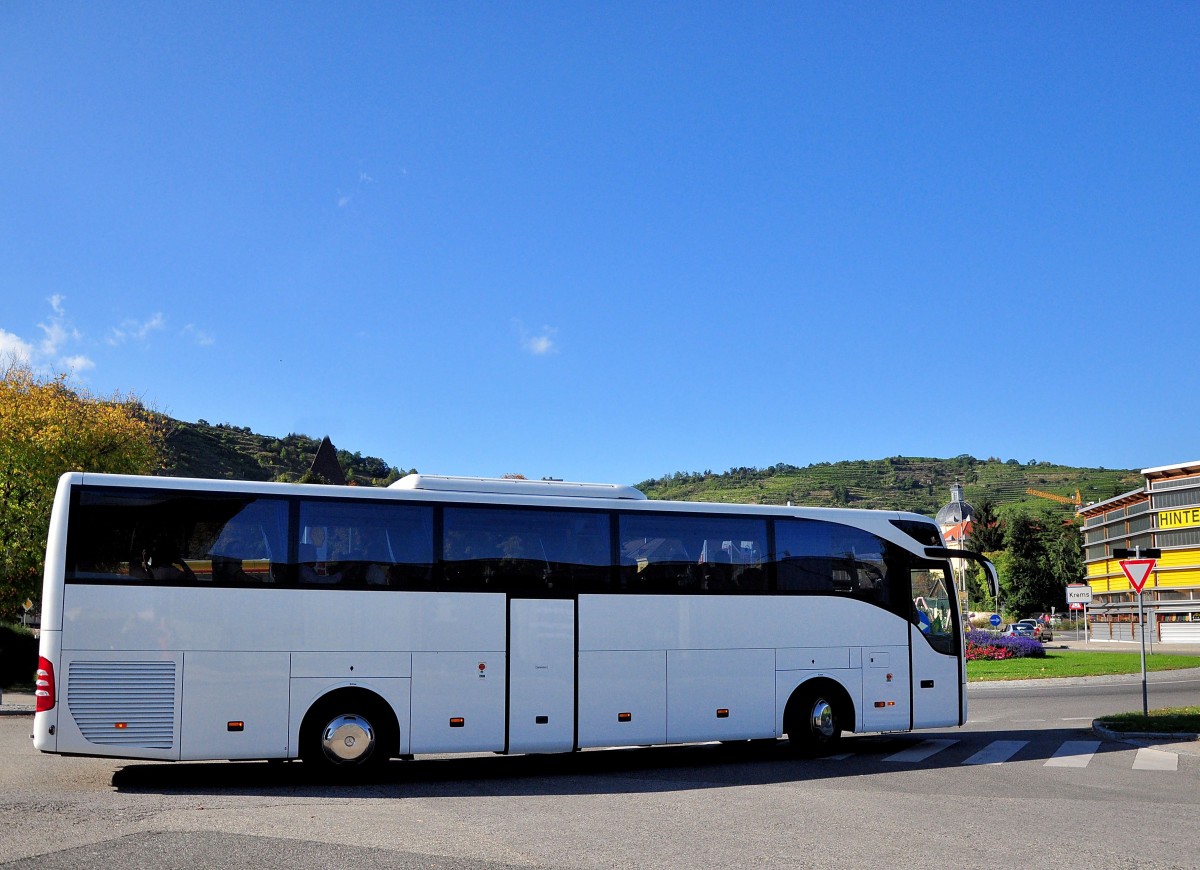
810,699,835,738
320,714,375,764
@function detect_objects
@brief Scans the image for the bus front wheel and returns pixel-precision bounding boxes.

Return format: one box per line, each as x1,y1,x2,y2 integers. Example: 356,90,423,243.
300,692,395,777
785,684,845,756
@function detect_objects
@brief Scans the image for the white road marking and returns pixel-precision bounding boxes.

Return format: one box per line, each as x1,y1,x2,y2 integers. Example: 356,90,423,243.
963,740,1028,765
1132,748,1178,771
883,739,958,763
1044,740,1100,767
839,737,1182,773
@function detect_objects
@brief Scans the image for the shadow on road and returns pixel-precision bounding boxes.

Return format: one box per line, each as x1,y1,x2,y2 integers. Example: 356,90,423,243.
111,725,1107,797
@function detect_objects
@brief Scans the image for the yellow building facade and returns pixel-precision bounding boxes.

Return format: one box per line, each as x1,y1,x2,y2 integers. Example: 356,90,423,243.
1080,460,1200,643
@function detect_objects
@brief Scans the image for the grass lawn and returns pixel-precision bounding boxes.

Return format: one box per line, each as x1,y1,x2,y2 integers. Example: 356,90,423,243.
967,650,1200,682
1097,707,1200,734
969,651,1200,735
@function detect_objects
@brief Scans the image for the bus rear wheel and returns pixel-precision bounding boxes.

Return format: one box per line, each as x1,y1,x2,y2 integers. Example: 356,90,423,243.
300,693,395,778
786,685,844,756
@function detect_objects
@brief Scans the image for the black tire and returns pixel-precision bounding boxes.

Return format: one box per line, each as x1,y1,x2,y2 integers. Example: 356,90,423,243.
300,694,395,778
786,686,844,756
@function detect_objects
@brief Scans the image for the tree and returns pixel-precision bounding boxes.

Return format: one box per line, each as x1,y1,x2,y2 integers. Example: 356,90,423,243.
1001,515,1062,617
965,498,1004,553
1045,520,1084,588
0,363,161,619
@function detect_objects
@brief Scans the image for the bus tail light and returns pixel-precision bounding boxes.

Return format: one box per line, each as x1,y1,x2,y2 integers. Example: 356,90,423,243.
35,657,55,712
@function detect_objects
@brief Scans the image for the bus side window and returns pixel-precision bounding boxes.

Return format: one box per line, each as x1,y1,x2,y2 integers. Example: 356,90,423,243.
442,506,608,596
297,500,434,590
206,498,286,585
137,535,194,583
774,519,891,607
618,514,767,594
297,526,342,584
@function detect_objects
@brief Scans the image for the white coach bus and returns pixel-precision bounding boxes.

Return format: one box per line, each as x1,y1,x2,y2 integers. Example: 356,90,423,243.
33,472,996,776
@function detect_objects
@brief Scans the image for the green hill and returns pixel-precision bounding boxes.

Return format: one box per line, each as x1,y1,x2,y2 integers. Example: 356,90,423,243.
154,416,1140,521
636,456,1140,519
157,417,408,486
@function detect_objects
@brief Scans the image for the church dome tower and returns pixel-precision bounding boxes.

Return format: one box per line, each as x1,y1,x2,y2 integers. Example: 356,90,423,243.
935,483,975,545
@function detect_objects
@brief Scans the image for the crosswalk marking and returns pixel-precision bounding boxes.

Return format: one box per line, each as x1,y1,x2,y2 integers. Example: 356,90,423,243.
828,737,1184,772
963,740,1028,766
1044,740,1100,767
1133,748,1178,771
883,739,958,763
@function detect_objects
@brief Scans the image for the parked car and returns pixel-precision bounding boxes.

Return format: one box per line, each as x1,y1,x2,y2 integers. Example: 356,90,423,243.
1002,623,1038,639
1017,618,1052,641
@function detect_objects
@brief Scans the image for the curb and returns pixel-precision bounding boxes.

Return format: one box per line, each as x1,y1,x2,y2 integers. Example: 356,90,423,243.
1091,720,1200,755
0,692,36,717
969,665,1200,690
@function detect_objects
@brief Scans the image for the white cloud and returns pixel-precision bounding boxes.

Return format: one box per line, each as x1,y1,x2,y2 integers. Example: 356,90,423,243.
4,298,200,378
338,194,352,208
38,316,73,356
0,328,34,364
60,354,95,373
108,312,166,346
514,320,559,356
183,324,215,346
525,333,556,355
31,295,87,369
137,312,165,339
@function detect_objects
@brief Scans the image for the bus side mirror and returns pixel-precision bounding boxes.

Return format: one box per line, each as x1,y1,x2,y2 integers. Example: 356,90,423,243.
923,546,998,599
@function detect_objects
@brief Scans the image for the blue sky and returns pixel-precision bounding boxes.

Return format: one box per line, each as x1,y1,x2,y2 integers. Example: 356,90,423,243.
3,3,1198,484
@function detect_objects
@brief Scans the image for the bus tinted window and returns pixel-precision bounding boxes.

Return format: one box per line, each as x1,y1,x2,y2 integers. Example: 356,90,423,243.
297,499,433,589
774,518,890,606
442,507,610,596
67,488,287,585
618,513,768,593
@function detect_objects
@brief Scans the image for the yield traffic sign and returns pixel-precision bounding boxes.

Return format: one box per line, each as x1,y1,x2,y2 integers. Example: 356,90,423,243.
1119,559,1156,594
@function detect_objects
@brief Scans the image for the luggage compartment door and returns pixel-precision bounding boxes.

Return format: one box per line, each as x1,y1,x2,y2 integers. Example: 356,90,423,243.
507,597,575,753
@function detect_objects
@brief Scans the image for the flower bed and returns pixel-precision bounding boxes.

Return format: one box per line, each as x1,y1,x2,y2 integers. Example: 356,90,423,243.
965,630,1045,660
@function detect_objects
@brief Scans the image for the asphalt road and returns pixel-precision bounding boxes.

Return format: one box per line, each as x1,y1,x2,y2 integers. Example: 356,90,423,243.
2,673,1198,869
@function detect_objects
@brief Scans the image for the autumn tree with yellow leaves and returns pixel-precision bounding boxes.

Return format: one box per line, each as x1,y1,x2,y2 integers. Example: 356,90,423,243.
0,362,161,620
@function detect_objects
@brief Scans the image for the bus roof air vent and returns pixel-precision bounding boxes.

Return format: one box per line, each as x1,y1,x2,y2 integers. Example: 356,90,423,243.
388,474,648,500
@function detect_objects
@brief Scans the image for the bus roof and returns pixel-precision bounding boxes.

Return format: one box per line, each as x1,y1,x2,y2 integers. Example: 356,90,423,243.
388,474,647,500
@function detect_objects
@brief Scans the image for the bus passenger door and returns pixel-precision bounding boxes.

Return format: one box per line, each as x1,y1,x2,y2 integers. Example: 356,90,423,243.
909,565,963,728
507,597,575,753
